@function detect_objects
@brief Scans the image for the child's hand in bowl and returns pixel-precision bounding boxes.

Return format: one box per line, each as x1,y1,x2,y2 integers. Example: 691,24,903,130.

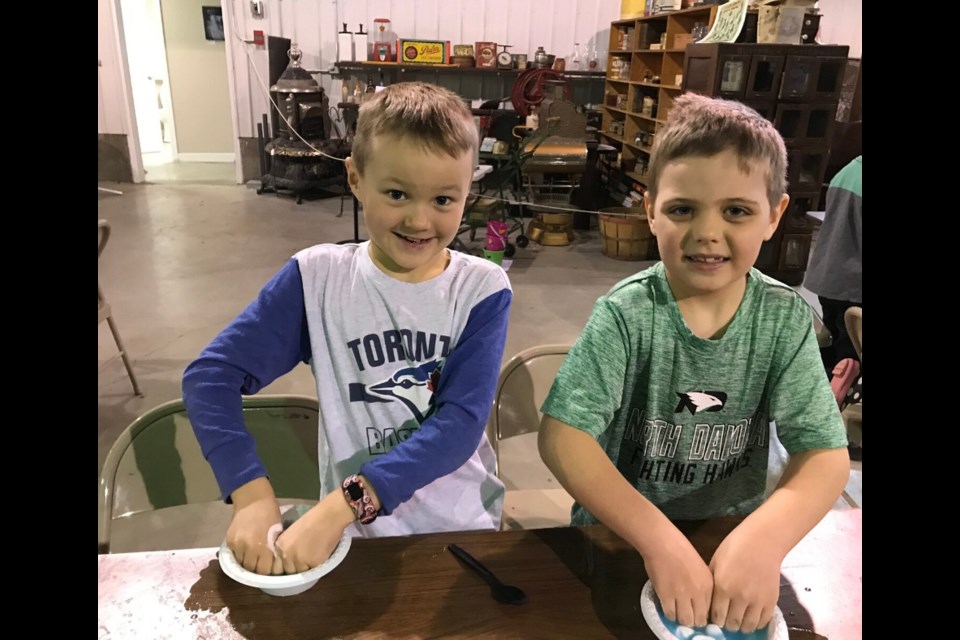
709,526,781,633
227,477,283,575
275,491,355,574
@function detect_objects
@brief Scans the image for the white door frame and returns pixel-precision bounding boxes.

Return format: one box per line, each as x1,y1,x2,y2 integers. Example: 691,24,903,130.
110,0,242,184
222,0,244,184
109,0,144,183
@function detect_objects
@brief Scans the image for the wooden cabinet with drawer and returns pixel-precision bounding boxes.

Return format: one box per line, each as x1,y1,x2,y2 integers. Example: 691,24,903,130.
682,43,850,284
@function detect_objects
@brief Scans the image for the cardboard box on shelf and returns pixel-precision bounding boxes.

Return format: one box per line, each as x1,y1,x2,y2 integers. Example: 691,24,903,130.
398,39,449,64
475,42,497,68
672,33,694,50
620,0,646,19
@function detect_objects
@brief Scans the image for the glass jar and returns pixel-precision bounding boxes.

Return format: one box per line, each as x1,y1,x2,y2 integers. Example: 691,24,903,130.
534,46,549,67
373,18,392,61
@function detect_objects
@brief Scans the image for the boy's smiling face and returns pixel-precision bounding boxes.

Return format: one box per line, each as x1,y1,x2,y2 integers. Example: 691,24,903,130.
347,134,474,283
645,149,788,303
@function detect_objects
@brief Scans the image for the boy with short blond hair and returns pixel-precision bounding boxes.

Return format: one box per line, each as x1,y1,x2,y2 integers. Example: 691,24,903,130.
184,82,511,576
539,94,849,634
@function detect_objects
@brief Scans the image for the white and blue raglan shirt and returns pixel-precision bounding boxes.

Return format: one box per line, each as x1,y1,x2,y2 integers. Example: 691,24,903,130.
182,242,512,536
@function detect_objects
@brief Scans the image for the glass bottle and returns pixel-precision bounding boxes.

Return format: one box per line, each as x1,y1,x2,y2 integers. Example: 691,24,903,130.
587,43,599,71
353,79,363,104
364,77,376,104
571,42,583,70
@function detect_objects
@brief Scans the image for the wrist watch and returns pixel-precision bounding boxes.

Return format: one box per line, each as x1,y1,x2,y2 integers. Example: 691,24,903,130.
341,474,378,524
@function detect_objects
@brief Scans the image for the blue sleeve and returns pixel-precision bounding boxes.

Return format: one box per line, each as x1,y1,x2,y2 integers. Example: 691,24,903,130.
359,288,512,514
182,259,312,501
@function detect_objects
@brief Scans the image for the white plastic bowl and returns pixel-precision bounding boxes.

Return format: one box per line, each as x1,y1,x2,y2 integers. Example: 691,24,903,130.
218,506,352,597
639,580,788,640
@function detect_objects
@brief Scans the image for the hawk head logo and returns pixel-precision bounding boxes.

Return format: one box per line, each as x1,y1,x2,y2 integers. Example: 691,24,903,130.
675,391,728,415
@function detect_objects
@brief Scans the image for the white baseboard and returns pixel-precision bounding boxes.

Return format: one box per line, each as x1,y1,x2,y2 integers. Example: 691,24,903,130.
177,153,235,163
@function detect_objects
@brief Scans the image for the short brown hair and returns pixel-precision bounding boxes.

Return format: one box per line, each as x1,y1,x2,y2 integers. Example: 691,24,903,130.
646,94,788,206
351,82,478,175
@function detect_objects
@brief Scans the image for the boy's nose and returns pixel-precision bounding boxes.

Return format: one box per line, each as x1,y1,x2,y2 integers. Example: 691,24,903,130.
404,203,431,229
691,211,722,242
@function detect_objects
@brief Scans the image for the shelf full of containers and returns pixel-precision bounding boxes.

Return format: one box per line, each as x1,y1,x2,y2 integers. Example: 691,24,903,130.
599,4,718,207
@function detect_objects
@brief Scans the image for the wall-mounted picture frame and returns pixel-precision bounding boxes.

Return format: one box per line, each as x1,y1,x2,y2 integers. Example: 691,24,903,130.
202,6,225,41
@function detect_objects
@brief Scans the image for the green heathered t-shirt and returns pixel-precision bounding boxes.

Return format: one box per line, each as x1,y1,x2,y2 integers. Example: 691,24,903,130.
542,263,847,524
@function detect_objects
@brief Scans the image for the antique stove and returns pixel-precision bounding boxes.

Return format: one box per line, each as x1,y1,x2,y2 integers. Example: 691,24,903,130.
258,45,348,203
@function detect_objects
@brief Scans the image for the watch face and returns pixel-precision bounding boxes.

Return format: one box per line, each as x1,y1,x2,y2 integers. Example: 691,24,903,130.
346,483,364,501
497,52,513,66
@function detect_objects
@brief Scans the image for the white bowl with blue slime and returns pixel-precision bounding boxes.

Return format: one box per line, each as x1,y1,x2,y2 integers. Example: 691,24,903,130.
640,580,788,640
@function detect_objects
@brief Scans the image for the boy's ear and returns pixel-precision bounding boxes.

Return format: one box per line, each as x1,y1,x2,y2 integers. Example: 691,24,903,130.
644,193,657,236
345,157,361,192
764,193,790,241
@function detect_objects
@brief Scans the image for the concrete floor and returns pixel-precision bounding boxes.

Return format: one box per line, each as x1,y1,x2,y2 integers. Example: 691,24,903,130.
98,163,860,551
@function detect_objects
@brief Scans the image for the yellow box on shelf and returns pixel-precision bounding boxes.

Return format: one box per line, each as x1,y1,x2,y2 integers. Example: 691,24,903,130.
620,0,645,19
398,40,449,64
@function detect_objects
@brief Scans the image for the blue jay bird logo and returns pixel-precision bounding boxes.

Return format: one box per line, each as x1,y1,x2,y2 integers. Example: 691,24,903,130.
675,391,728,415
349,359,443,423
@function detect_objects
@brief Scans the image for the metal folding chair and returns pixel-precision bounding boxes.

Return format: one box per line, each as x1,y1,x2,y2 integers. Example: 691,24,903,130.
99,219,142,396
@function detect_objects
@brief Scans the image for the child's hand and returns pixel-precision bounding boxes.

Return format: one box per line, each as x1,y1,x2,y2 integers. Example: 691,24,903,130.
274,491,355,574
227,477,283,576
644,527,714,628
709,526,781,633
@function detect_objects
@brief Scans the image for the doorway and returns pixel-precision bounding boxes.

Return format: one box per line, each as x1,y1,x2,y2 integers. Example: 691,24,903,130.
119,0,177,176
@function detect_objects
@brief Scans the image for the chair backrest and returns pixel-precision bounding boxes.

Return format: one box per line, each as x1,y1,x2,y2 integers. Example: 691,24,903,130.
98,219,110,311
98,219,110,259
486,345,571,477
845,306,862,362
98,395,321,553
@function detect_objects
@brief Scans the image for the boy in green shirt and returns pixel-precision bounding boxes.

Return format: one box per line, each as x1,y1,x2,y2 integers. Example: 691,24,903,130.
539,94,849,634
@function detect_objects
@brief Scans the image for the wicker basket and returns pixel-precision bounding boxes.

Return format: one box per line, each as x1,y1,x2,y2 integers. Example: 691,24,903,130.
540,212,573,227
598,207,658,261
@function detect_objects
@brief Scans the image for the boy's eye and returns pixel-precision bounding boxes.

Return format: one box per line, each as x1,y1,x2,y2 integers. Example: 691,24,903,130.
725,206,751,218
435,196,453,206
666,205,694,217
386,190,406,201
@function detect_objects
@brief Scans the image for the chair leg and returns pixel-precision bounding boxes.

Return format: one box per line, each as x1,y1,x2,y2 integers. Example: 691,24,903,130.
106,316,142,396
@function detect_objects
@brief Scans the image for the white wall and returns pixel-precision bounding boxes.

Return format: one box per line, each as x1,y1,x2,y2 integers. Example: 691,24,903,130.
817,0,861,58
99,1,864,143
161,0,234,156
224,0,619,139
99,0,132,136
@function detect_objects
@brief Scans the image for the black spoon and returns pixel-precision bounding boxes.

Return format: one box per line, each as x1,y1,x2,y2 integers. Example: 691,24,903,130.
447,543,528,605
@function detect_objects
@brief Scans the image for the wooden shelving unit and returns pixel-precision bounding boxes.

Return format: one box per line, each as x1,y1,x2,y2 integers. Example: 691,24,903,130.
601,5,718,196
681,42,850,284
602,8,852,286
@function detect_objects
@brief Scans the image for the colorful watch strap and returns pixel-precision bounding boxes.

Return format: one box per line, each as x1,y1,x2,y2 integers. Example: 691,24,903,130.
342,474,378,524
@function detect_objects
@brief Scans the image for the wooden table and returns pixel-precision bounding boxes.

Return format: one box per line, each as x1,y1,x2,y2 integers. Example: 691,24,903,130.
98,509,860,639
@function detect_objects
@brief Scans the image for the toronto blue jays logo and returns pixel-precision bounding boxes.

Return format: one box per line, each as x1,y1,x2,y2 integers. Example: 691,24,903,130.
348,359,443,423
674,391,728,415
